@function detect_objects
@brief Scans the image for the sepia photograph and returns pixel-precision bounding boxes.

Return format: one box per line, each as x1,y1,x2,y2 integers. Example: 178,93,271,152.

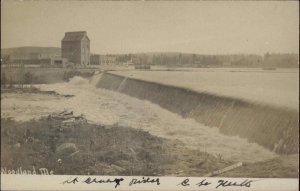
1,0,299,190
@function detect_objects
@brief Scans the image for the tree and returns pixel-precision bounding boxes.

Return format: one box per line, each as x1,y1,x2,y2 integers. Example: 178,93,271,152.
24,72,34,88
1,72,7,88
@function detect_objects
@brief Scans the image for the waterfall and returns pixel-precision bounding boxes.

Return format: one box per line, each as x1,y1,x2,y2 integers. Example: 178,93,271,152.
117,77,128,92
96,73,299,155
89,72,103,87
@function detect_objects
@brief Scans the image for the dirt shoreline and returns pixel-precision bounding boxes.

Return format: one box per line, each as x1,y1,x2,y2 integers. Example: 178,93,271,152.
1,86,74,98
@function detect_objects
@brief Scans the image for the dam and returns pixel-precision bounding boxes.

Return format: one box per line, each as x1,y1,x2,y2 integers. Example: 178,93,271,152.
23,75,273,163
2,69,297,164
94,71,299,155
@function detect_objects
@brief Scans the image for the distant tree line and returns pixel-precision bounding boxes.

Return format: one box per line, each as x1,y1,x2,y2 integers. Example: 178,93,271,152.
1,66,35,88
263,53,298,68
114,53,298,68
2,51,298,68
116,54,132,63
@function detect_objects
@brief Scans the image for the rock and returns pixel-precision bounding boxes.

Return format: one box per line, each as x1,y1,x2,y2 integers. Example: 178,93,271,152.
115,160,132,168
197,160,206,167
69,150,79,157
50,110,74,120
111,164,126,173
13,143,21,148
56,143,78,156
92,162,115,174
62,118,75,123
57,158,62,164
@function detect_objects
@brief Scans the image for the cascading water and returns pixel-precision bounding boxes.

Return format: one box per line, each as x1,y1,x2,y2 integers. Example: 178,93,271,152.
96,73,299,155
89,72,102,87
117,77,128,92
0,75,278,163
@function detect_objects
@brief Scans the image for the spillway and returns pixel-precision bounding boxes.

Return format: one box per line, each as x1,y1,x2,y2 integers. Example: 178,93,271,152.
95,72,299,155
15,75,277,163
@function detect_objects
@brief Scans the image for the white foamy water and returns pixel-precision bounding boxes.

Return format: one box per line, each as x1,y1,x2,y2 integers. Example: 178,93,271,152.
2,75,277,162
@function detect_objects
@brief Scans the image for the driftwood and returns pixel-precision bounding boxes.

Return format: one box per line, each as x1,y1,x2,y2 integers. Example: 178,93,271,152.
48,110,85,121
204,162,243,177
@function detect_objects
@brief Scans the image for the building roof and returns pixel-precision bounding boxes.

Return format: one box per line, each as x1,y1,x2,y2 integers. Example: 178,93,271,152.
62,31,90,42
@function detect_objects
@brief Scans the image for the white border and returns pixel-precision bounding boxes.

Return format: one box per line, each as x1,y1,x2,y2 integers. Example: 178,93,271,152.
1,175,299,191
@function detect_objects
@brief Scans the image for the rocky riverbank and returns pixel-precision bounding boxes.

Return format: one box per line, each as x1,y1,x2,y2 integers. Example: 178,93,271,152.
1,113,298,177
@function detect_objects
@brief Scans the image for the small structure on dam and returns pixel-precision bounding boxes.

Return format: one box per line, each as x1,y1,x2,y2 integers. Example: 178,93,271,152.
61,31,90,67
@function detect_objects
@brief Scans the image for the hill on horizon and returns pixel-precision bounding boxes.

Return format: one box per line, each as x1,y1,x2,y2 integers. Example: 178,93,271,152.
1,46,61,60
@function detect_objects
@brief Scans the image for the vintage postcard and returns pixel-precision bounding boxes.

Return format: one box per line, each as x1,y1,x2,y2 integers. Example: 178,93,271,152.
1,0,299,190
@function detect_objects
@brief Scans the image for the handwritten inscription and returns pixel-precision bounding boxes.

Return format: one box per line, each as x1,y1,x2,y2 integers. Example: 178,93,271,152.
63,177,124,188
177,178,190,186
84,177,124,188
216,179,254,189
178,178,256,189
129,177,160,186
178,178,212,187
62,177,79,184
61,176,258,189
62,176,160,188
196,179,211,187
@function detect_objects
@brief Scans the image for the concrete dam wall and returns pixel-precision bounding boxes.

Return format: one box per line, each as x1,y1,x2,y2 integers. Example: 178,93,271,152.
96,72,299,155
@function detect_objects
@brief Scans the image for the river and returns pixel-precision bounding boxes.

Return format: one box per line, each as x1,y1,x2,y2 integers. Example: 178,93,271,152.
1,74,277,163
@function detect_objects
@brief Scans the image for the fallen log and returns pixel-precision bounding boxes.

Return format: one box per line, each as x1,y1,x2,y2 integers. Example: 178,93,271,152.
203,162,243,177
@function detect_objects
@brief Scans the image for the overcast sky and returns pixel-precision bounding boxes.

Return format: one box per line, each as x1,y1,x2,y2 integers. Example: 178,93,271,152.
1,1,299,55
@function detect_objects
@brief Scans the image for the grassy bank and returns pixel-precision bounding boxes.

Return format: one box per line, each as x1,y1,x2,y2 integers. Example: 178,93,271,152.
1,116,167,175
1,113,233,176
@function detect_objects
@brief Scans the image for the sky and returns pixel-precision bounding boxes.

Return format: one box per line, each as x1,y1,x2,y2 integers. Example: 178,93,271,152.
1,1,299,55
